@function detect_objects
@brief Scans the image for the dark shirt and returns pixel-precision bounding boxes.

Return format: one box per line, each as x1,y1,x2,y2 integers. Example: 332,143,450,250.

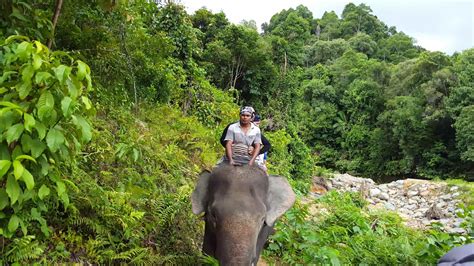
220,122,271,155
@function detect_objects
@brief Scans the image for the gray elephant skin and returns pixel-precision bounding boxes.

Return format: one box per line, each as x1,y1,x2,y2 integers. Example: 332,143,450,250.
191,164,296,265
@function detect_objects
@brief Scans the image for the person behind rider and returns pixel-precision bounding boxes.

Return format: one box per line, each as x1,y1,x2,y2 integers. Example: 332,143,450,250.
222,106,261,166
252,115,269,173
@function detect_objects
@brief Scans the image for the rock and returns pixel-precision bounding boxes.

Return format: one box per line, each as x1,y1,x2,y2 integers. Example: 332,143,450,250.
439,218,450,225
311,184,328,196
385,202,396,211
419,190,431,197
422,220,432,226
370,188,381,197
440,194,451,200
425,205,443,220
378,192,390,201
323,174,468,233
448,228,466,234
312,176,330,190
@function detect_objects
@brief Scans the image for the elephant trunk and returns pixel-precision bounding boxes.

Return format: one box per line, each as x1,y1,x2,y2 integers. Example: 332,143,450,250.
215,216,261,265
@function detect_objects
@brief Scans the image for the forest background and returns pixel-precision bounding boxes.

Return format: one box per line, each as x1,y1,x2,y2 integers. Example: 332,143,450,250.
0,0,473,264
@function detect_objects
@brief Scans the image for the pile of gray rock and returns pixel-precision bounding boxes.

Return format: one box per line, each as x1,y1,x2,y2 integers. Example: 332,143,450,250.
311,173,468,234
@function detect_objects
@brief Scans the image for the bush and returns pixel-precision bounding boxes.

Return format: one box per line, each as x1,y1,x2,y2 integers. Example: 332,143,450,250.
264,191,473,265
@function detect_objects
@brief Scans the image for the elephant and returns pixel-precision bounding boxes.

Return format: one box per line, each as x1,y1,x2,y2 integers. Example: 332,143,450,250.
191,164,296,265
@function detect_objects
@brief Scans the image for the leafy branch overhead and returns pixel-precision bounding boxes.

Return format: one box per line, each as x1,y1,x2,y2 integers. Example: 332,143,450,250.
0,36,94,238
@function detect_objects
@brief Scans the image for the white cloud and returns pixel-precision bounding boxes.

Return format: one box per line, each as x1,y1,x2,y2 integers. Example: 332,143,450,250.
414,33,455,53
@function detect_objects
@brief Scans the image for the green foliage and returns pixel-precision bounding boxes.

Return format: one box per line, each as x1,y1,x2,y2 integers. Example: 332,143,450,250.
0,0,52,42
304,38,349,65
265,130,293,178
0,37,93,244
265,191,473,265
340,3,389,41
454,106,474,162
191,8,229,47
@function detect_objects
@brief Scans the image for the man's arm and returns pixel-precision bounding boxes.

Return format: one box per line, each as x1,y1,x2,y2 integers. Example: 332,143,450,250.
249,143,261,166
225,140,235,165
249,131,262,166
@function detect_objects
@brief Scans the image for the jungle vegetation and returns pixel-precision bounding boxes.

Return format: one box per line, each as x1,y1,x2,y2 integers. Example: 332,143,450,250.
0,0,472,264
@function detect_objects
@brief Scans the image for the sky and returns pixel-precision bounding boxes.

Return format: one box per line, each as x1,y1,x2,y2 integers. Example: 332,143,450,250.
179,0,474,55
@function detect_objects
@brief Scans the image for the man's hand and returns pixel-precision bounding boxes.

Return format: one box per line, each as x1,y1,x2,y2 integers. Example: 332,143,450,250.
229,159,241,166
248,159,255,166
248,146,254,155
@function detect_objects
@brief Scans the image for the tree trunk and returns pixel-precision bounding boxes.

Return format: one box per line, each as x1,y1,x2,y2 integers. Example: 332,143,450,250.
48,0,64,49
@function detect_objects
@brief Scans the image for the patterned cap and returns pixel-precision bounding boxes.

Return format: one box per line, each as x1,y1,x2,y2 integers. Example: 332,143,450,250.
240,106,255,115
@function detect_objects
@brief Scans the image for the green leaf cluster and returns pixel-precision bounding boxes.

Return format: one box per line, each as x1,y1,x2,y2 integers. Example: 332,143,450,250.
0,37,93,243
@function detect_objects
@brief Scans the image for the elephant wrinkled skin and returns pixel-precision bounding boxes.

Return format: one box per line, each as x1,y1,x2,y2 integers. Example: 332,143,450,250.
191,164,296,265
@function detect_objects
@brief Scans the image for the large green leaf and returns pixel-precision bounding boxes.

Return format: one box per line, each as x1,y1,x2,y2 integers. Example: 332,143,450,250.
15,155,36,163
13,160,24,180
53,65,72,85
6,175,21,204
21,65,35,82
0,71,17,84
18,80,32,99
77,60,88,80
46,128,65,152
35,121,47,140
56,180,66,196
33,53,43,69
21,134,32,153
0,110,18,135
0,101,21,109
0,160,11,178
35,72,52,84
38,184,50,200
30,139,46,158
81,96,92,110
0,189,9,210
72,115,92,142
8,214,20,233
21,169,34,190
16,41,32,60
37,91,54,121
6,124,24,144
66,78,79,99
61,97,73,117
24,113,36,132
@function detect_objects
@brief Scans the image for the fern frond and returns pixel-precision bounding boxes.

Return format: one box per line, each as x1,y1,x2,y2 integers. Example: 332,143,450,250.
5,235,44,263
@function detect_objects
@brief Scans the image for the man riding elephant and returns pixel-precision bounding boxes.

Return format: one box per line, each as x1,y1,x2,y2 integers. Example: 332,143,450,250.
191,106,295,264
222,106,262,167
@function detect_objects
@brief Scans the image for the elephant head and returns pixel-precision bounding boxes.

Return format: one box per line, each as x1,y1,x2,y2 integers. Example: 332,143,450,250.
191,164,296,265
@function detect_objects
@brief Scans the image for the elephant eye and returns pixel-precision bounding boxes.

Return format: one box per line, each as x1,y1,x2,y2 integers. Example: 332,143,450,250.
207,212,217,228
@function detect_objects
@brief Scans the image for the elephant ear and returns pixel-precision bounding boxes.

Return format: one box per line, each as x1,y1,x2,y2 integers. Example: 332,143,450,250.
265,175,296,226
191,171,211,215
